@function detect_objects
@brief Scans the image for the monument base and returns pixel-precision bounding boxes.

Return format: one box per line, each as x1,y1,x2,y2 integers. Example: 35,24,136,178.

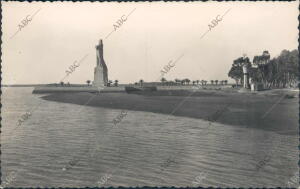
238,88,251,93
93,66,106,87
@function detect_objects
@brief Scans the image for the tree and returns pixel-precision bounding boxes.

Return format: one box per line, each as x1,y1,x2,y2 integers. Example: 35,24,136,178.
210,80,214,85
114,80,119,87
201,80,205,86
253,51,271,87
249,50,298,88
270,49,299,88
181,80,185,85
228,56,251,86
60,81,64,86
186,79,190,85
196,80,200,85
285,49,299,87
224,80,228,85
228,50,298,89
215,80,218,85
192,81,196,85
139,79,144,86
253,51,270,66
175,79,180,85
161,77,167,85
108,80,113,87
248,67,261,83
228,65,242,86
86,80,91,86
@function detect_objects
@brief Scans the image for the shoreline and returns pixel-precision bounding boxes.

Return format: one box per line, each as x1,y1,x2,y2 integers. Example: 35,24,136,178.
41,89,298,135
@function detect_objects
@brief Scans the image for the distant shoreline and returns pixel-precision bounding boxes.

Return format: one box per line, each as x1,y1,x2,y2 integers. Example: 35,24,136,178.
41,89,298,135
3,83,235,87
2,84,90,87
2,84,45,87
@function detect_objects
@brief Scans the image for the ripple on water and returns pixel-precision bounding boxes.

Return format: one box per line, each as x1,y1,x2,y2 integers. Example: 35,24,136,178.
1,88,298,187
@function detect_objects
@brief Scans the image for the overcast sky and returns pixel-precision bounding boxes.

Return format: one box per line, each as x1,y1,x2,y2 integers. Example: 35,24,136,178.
2,1,298,84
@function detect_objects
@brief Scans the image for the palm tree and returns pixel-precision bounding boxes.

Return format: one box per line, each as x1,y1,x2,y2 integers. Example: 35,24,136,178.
60,81,64,86
134,82,138,85
161,77,167,85
196,80,200,85
201,80,205,86
215,80,218,85
108,80,113,87
181,80,185,85
86,80,91,86
186,79,191,85
210,80,214,85
224,80,228,85
114,80,119,87
192,81,196,85
139,79,144,86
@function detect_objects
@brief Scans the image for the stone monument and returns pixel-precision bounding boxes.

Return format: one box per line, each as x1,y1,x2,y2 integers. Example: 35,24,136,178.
242,64,249,89
242,54,250,89
93,39,108,87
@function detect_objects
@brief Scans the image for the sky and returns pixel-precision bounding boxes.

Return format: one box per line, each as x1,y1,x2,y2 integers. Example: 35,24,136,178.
2,1,299,84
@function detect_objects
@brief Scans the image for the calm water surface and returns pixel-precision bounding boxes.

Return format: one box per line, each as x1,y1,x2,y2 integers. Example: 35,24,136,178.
1,87,298,187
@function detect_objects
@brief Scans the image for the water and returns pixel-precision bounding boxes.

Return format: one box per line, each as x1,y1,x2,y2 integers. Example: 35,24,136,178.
1,87,298,187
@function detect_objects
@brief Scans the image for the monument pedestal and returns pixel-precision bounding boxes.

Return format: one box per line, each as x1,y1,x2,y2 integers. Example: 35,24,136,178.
238,88,251,93
93,66,105,87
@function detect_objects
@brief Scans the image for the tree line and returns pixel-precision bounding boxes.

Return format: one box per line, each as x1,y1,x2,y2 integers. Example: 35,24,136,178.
228,49,298,88
56,79,119,87
134,78,228,86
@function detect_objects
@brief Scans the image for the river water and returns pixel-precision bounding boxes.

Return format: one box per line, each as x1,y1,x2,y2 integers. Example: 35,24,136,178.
1,87,298,187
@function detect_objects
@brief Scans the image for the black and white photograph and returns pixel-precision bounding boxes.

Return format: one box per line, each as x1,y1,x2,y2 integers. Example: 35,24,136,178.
1,1,299,188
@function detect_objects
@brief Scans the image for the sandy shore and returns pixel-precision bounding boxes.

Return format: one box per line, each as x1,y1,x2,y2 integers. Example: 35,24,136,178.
41,89,298,135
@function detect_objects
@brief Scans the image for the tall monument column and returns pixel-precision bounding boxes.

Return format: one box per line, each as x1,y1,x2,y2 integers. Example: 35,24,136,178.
241,54,250,89
93,39,108,87
242,64,249,89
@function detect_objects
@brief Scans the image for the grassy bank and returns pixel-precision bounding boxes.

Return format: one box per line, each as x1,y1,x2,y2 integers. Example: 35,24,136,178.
41,89,298,135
